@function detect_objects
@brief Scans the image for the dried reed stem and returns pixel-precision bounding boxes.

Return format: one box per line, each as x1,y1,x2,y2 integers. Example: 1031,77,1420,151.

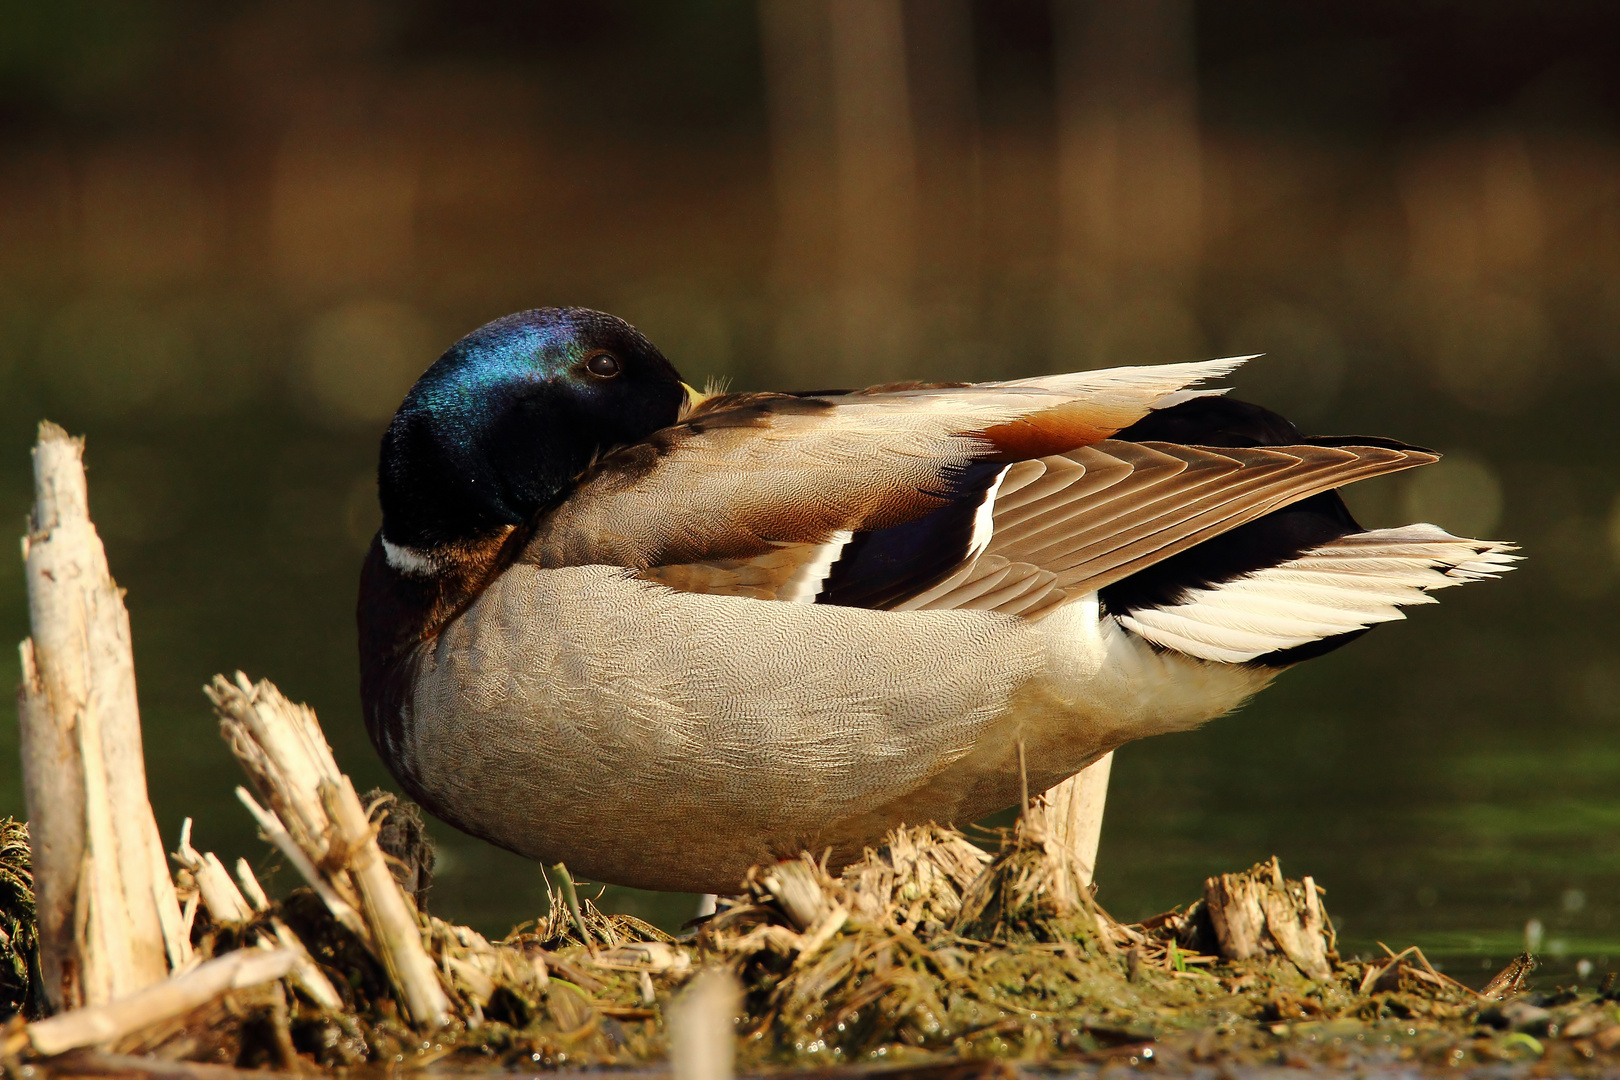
172,819,254,925
24,948,299,1056
234,859,271,912
266,920,344,1013
17,422,186,1010
210,674,450,1029
233,787,366,941
323,773,451,1027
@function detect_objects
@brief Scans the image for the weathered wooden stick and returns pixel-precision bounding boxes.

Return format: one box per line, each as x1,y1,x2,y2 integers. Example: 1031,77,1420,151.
17,423,186,1009
1040,750,1114,888
24,948,299,1056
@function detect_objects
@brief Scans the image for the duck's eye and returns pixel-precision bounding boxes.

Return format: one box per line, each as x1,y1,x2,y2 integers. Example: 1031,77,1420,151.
584,351,621,378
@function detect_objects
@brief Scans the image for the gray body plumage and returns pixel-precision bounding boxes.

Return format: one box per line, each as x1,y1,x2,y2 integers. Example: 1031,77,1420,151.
400,564,1268,893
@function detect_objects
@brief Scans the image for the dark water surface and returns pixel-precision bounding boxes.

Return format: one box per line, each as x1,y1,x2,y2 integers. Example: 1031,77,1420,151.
0,2,1616,992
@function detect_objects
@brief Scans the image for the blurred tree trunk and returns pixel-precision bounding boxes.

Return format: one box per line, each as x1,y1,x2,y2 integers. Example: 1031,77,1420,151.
1053,0,1204,365
760,0,924,383
905,0,984,376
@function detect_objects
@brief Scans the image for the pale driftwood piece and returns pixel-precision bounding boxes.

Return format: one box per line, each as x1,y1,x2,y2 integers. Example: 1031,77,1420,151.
18,423,186,1008
25,948,299,1056
1203,856,1332,979
669,968,742,1080
212,675,449,1029
172,819,253,925
1040,750,1114,888
322,774,451,1029
17,638,84,1012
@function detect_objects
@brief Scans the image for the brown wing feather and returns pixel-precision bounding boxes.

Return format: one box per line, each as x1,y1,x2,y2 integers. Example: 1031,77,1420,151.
1030,443,1432,591
630,440,1433,615
893,440,1434,618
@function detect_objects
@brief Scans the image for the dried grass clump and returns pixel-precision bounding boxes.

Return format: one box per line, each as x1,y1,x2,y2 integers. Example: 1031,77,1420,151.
696,817,1227,1065
953,815,1110,946
0,820,40,1019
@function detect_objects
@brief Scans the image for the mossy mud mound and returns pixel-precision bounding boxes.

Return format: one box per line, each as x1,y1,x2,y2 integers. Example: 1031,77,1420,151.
6,812,1619,1078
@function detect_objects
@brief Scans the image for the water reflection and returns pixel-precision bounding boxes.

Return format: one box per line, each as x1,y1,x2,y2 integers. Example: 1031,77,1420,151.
0,1,1616,984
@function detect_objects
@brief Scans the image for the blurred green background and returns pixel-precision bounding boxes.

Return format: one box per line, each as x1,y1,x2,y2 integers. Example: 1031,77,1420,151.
0,1,1616,985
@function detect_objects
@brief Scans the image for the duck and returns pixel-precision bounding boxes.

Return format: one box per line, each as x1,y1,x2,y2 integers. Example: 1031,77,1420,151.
358,306,1516,895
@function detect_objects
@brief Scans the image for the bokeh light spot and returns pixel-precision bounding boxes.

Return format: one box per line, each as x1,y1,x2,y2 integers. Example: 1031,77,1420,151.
303,299,435,425
38,294,195,417
1400,451,1503,537
1430,291,1554,414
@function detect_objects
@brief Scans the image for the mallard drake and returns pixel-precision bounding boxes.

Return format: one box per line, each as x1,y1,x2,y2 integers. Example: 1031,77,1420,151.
358,307,1516,894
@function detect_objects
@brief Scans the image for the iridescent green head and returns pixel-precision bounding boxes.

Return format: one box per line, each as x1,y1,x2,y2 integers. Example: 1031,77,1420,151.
378,307,687,551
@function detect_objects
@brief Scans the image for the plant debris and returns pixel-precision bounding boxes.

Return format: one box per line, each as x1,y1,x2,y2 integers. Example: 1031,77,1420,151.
7,800,1620,1076
0,819,41,1020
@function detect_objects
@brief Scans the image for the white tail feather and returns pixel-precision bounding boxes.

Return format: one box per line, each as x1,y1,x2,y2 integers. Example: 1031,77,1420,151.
1115,524,1519,664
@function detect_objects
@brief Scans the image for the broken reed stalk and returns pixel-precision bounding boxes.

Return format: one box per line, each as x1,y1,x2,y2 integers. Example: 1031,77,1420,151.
16,422,186,1011
668,968,742,1080
209,674,451,1030
1039,750,1114,888
173,819,254,925
173,819,345,1013
323,772,452,1028
22,948,299,1057
11,422,399,1049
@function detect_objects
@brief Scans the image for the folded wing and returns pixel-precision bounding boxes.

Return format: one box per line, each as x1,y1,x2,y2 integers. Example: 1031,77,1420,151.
526,358,1245,572
524,359,1499,652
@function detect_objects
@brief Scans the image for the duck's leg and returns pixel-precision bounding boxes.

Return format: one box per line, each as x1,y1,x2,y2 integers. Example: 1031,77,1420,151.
1041,751,1114,887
